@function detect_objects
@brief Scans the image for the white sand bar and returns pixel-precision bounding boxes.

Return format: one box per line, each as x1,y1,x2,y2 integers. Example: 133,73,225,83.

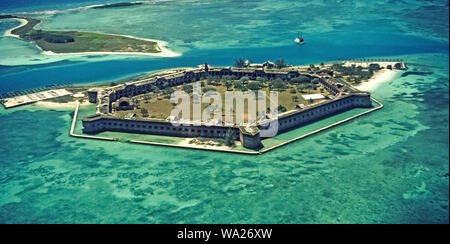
355,69,398,92
1,89,72,108
302,94,325,100
3,18,28,38
3,18,180,58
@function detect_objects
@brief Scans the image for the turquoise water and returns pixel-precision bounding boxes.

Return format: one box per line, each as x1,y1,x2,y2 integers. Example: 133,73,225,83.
0,0,448,223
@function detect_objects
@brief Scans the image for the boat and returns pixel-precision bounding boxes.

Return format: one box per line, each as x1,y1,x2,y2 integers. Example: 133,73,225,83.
294,32,305,45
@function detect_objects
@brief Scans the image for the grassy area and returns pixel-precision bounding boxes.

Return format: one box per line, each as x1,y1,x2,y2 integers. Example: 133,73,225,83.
34,31,160,53
2,15,160,54
113,78,328,121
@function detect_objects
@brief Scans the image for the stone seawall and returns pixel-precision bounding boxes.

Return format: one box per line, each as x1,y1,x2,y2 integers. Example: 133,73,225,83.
83,117,241,139
82,93,372,149
274,93,371,136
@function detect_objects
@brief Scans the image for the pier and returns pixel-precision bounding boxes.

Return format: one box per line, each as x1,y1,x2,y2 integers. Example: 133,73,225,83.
0,88,72,109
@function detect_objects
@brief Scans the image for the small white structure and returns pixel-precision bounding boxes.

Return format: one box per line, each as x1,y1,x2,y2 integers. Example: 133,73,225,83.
167,115,179,122
302,94,325,100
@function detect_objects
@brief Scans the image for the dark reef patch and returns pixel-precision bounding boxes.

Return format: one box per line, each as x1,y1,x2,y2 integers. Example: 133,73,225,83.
92,2,144,9
401,71,433,77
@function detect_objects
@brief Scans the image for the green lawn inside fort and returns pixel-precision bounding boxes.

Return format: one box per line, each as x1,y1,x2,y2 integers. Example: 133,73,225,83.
113,74,331,121
0,15,161,54
110,61,392,122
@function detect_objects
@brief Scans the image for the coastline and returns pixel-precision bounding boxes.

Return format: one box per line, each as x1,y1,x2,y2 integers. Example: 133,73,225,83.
355,69,399,92
40,34,180,57
177,138,235,151
3,18,28,38
2,17,180,58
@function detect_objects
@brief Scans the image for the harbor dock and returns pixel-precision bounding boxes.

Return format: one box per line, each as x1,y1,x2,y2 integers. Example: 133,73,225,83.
0,89,72,109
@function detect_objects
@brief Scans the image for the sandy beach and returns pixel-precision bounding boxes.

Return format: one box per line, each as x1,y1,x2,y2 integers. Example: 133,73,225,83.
34,100,90,109
3,18,28,38
355,69,399,91
3,18,180,58
177,138,235,151
41,49,180,58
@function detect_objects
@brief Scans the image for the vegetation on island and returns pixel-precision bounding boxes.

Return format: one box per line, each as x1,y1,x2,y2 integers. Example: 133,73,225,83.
1,15,161,54
327,58,404,85
113,72,328,121
234,58,287,69
274,59,287,69
331,63,378,84
224,129,236,147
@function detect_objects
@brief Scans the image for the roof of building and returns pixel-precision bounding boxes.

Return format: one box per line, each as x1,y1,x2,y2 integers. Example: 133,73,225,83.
119,97,130,103
239,126,260,136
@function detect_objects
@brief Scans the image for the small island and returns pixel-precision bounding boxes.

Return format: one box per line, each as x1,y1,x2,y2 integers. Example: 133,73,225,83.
0,15,178,57
92,2,144,9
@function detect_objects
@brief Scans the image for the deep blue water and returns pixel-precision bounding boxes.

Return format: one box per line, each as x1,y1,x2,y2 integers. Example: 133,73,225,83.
0,33,447,93
0,0,126,13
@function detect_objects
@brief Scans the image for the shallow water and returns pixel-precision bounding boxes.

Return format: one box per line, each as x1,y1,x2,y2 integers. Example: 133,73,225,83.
0,0,448,223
